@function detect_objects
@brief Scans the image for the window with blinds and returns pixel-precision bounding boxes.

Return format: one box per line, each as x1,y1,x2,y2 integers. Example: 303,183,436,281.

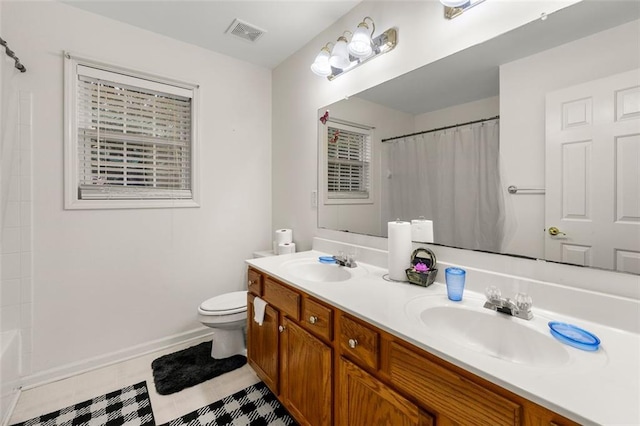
326,123,371,200
64,55,199,209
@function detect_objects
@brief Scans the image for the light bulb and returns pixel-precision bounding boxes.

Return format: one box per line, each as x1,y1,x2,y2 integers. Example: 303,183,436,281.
329,36,351,70
310,47,331,77
440,0,470,7
348,24,373,59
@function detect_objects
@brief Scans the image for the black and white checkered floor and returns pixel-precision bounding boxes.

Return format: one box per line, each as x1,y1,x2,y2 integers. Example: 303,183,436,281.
9,337,280,425
12,380,296,426
12,382,155,426
161,382,296,426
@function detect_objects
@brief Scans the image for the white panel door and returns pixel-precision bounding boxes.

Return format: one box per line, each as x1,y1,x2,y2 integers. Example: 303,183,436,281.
545,69,640,273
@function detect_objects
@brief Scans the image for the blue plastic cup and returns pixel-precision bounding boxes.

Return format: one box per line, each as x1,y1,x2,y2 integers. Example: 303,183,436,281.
445,267,466,301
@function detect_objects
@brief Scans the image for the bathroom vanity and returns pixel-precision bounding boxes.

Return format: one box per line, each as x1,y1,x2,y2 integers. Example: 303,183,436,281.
244,247,640,425
246,265,575,425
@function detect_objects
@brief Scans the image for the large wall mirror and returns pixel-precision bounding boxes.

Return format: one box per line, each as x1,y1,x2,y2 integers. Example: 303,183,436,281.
318,0,640,275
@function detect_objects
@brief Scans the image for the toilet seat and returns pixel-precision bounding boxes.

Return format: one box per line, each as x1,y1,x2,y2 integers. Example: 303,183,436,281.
199,291,247,316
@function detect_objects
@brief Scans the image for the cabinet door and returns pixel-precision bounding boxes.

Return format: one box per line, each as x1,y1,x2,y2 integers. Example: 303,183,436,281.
247,295,279,393
281,318,332,426
388,342,521,425
339,357,434,426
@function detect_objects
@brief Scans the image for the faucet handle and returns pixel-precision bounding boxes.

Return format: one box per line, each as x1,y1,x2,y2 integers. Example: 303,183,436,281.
485,286,502,303
515,293,533,311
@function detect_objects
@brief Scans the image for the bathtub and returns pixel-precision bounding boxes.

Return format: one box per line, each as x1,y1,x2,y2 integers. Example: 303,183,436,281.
1,331,21,426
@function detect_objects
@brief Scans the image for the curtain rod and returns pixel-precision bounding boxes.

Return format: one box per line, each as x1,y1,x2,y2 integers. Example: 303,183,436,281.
381,115,499,143
0,37,26,73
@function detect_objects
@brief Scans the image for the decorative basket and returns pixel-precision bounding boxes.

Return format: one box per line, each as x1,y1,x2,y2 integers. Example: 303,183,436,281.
405,247,438,287
406,268,438,287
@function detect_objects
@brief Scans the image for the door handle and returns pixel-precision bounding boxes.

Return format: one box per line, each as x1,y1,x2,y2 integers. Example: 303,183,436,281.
548,226,566,236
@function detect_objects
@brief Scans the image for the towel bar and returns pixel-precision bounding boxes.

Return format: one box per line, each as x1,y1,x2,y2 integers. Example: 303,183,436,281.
507,185,545,194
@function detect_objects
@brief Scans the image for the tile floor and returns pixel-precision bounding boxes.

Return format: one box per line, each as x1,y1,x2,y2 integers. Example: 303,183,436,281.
9,336,261,425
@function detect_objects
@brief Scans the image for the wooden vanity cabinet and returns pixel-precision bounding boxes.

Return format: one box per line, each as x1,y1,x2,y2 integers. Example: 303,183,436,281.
339,357,435,426
246,268,579,426
387,341,521,425
247,293,279,393
281,318,332,426
247,271,333,426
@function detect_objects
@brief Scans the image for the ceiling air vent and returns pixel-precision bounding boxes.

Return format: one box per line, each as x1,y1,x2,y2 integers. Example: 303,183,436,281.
226,18,266,43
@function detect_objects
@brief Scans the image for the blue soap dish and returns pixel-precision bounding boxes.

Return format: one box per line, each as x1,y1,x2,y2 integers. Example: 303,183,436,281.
318,256,337,264
548,321,600,351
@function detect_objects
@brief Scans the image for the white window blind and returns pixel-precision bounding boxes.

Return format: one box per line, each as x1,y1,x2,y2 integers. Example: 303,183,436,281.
65,55,199,209
327,124,371,199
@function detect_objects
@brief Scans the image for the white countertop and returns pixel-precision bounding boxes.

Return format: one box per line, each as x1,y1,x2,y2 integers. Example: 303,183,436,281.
247,250,640,426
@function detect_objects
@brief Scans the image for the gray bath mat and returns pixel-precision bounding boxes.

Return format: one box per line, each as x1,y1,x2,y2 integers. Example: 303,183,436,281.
151,341,246,395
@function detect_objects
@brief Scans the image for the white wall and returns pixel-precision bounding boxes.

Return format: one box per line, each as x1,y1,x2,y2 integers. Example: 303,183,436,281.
318,97,414,236
0,89,33,375
1,1,35,404
1,2,272,380
500,20,640,258
272,0,578,252
413,96,499,132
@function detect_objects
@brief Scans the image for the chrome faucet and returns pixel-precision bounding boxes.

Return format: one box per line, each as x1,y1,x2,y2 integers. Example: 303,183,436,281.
333,252,357,268
483,286,533,320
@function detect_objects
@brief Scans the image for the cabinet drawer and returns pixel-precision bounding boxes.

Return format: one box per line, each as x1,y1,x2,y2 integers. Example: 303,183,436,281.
248,269,262,296
263,278,300,320
340,314,379,370
389,342,521,426
301,298,333,341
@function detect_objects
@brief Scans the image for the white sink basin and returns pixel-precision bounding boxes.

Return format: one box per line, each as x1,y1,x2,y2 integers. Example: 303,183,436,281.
420,305,570,366
405,296,572,367
280,258,366,283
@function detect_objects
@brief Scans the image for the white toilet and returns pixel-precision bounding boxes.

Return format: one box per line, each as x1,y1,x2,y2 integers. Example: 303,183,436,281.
197,290,248,359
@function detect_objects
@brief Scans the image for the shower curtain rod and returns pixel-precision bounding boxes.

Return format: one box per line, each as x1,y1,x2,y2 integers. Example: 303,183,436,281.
0,37,26,73
381,115,499,143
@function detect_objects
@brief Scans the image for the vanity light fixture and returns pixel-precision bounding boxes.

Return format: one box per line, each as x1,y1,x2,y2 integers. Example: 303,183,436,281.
440,0,487,19
329,32,353,69
310,43,333,77
348,17,374,58
310,17,397,80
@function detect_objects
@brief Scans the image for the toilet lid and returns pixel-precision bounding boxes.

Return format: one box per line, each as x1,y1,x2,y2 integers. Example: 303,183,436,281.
200,291,247,314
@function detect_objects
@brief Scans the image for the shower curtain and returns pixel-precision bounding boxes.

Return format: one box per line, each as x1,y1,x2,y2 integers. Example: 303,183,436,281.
387,119,504,251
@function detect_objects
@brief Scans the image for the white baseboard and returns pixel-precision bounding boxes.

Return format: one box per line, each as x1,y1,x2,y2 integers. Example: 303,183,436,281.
1,388,22,426
20,328,214,390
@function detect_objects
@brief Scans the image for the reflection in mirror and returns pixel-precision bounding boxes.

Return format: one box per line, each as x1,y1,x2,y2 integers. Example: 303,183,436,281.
317,1,640,274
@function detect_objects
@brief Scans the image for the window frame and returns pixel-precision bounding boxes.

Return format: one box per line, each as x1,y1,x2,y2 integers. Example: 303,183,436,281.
320,118,374,206
64,52,200,210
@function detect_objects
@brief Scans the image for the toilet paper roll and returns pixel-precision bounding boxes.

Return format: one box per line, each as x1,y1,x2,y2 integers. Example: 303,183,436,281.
411,219,434,243
275,229,293,245
388,221,412,281
277,242,296,255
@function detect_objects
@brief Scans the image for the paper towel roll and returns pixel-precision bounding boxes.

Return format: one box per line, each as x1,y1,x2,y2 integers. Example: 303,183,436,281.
388,221,412,281
411,219,434,243
277,242,296,255
275,229,293,245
